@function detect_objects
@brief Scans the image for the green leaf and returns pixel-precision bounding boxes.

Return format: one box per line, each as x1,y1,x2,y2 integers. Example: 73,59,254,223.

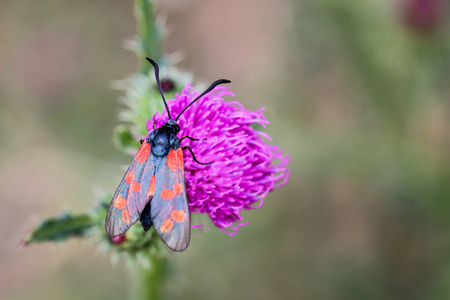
23,213,94,245
113,125,141,152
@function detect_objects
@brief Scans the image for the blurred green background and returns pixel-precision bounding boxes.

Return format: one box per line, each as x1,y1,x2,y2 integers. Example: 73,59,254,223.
1,0,450,299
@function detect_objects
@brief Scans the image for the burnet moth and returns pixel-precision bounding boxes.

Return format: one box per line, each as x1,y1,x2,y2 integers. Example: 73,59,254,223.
105,57,230,252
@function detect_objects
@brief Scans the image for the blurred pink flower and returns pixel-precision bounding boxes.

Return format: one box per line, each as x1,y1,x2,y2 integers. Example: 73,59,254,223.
403,0,443,34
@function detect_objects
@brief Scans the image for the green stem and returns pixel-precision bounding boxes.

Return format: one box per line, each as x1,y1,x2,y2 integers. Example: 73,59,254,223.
129,1,168,298
135,0,162,74
132,254,170,300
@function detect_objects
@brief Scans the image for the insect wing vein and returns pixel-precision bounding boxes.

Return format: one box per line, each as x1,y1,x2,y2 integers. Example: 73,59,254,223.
105,141,155,237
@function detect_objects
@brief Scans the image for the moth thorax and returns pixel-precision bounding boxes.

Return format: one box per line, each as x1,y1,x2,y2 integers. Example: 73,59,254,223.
151,131,171,156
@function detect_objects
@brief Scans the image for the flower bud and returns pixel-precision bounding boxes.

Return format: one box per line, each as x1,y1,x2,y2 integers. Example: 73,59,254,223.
403,0,443,34
110,234,126,244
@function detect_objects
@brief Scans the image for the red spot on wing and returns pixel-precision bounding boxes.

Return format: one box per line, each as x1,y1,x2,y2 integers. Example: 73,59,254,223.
130,182,141,193
177,148,184,170
122,209,131,224
113,196,127,209
125,172,134,184
138,143,150,164
174,183,184,195
171,210,185,223
167,149,177,171
161,189,175,200
147,175,156,198
160,218,174,233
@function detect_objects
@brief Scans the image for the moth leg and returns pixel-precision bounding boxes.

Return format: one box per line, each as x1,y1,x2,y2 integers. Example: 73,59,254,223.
152,115,157,130
182,146,212,165
179,135,205,143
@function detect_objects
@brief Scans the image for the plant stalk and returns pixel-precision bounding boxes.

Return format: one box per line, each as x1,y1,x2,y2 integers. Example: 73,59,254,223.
131,254,170,300
135,0,162,74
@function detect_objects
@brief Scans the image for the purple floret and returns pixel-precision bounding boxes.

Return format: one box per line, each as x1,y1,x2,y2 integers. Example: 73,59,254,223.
146,84,290,235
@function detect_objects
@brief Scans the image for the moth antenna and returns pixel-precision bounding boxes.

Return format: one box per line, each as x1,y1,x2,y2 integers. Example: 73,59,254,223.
175,79,231,121
146,57,172,120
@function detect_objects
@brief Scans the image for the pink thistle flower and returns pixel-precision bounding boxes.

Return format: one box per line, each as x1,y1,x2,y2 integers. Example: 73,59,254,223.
146,84,290,235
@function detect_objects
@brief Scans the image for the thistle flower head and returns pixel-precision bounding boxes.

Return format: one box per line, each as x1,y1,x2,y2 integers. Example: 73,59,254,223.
146,84,290,235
